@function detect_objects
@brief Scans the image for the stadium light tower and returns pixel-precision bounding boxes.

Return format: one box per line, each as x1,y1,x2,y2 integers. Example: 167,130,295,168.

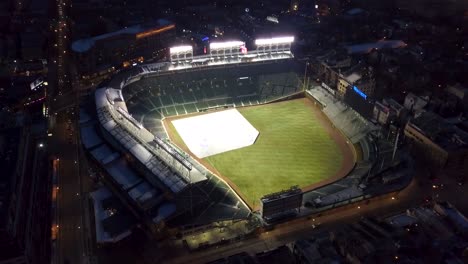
255,36,294,55
209,41,245,59
169,45,193,63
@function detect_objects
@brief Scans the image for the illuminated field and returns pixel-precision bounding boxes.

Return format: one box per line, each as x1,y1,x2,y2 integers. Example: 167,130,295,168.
166,99,345,207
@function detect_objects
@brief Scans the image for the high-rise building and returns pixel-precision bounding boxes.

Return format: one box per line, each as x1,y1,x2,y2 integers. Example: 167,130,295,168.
1,115,51,264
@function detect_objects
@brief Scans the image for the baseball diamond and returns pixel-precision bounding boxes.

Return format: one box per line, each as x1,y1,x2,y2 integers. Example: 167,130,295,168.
164,98,353,207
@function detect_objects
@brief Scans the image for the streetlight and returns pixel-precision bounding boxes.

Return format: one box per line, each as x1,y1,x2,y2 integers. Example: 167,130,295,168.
38,143,44,148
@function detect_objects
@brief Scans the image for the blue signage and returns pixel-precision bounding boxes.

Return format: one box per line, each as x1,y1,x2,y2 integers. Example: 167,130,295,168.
202,36,209,41
353,86,367,100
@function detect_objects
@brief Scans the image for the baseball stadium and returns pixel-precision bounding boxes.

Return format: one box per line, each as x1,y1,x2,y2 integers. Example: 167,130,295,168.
83,38,381,236
121,57,356,208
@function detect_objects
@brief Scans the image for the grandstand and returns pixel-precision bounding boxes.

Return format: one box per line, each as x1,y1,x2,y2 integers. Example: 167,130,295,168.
302,85,408,209
307,86,377,143
302,131,408,210
122,60,302,137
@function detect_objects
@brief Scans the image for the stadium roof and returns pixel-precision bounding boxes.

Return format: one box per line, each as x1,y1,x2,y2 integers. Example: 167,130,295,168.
104,156,162,209
105,158,142,190
72,19,172,53
129,144,152,164
128,181,159,205
91,144,119,165
80,124,103,149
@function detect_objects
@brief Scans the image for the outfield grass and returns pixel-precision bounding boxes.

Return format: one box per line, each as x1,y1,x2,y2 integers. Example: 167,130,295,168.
168,99,343,207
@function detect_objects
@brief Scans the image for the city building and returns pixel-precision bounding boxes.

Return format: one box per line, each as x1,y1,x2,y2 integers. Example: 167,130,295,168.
338,69,376,100
90,187,136,244
403,92,429,112
404,111,468,176
373,98,404,126
446,83,468,112
72,20,175,78
337,73,357,99
20,31,47,60
290,232,343,263
337,69,376,119
317,52,353,92
345,40,407,55
290,202,468,263
0,112,50,264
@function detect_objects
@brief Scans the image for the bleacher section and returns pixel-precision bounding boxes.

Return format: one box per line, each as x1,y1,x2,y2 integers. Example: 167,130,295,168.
307,86,376,143
122,60,302,137
300,86,407,209
302,126,406,211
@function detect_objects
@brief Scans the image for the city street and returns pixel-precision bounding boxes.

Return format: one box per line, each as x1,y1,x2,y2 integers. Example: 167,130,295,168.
48,0,98,262
163,173,467,264
50,110,84,264
49,101,96,264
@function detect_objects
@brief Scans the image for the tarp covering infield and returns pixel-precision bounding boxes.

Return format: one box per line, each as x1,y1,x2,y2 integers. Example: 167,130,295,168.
171,109,259,158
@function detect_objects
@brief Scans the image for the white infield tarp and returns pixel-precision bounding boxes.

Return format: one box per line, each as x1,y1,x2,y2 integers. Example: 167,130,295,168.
172,109,259,158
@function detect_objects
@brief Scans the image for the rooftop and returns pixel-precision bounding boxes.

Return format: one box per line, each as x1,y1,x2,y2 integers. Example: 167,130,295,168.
105,157,142,191
408,111,468,151
71,19,173,53
345,72,362,83
90,144,119,165
90,187,135,243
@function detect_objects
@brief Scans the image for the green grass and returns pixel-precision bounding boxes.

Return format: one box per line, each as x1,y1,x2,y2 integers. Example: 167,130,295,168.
168,99,343,207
